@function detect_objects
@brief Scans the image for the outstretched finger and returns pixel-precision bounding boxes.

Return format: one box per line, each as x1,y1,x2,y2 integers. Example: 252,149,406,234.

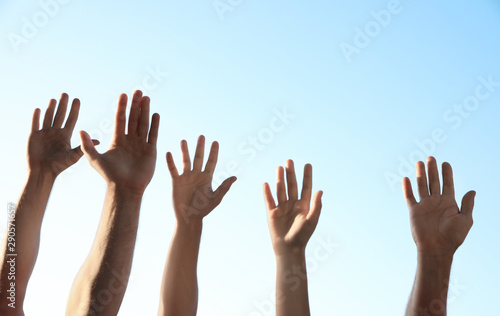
300,164,313,204
64,98,81,133
441,162,455,197
263,182,277,210
213,176,237,207
276,166,287,204
306,190,323,227
137,96,151,139
427,157,440,196
31,108,41,132
193,135,205,171
285,160,298,200
42,99,57,129
166,152,179,178
53,93,69,128
68,140,100,165
128,90,143,135
79,131,100,161
402,177,417,206
204,141,219,174
180,140,191,172
416,161,429,200
114,94,128,136
147,113,160,146
460,191,476,218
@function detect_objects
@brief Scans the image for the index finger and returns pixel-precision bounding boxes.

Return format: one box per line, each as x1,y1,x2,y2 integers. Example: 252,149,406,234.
300,164,313,204
114,94,128,136
64,98,81,132
204,141,219,174
403,177,417,206
441,162,455,197
31,108,41,132
263,182,277,210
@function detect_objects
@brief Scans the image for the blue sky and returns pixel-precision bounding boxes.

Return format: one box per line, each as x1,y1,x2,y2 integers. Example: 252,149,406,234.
0,0,499,315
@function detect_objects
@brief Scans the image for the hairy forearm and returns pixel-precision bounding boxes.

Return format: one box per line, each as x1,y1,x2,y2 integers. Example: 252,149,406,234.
0,172,55,311
276,251,311,316
158,221,202,316
405,253,453,316
66,185,143,316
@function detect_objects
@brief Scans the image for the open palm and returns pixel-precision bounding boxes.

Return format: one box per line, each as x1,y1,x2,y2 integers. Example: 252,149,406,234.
166,136,236,225
80,91,160,194
264,160,323,255
403,157,475,256
28,93,98,178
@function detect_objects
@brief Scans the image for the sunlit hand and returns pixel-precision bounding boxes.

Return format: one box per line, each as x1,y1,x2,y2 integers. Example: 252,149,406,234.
80,90,160,195
403,156,475,256
166,135,237,225
264,160,323,256
28,93,99,178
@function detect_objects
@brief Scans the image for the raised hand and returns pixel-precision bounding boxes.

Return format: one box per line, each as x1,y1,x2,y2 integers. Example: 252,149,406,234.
263,160,323,316
166,135,237,225
28,93,98,178
1,94,94,315
264,160,323,256
79,90,160,195
403,157,476,316
403,156,475,256
158,135,236,316
66,91,160,315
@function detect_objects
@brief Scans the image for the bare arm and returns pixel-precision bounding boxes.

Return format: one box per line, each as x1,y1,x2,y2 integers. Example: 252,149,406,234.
0,95,95,315
158,136,236,316
403,157,475,316
263,160,323,316
66,91,159,315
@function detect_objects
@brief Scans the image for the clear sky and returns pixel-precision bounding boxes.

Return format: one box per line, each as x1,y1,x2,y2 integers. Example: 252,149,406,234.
0,0,499,315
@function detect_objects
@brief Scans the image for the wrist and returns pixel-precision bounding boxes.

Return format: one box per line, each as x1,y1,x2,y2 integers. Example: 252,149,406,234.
27,170,56,187
173,203,205,229
107,182,145,200
417,249,455,261
175,218,203,234
417,252,454,271
275,248,306,261
274,242,307,258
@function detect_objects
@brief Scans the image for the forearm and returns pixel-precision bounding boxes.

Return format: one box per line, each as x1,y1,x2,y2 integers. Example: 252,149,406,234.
158,221,202,316
0,172,55,311
276,250,311,316
66,185,143,316
405,253,453,316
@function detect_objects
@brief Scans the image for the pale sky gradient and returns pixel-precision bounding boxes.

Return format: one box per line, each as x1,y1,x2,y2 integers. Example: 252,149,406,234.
0,1,499,315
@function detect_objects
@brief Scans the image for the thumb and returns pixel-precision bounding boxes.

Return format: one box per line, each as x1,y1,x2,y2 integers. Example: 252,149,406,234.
79,131,100,161
306,190,323,224
68,139,101,164
460,190,476,218
213,176,237,206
